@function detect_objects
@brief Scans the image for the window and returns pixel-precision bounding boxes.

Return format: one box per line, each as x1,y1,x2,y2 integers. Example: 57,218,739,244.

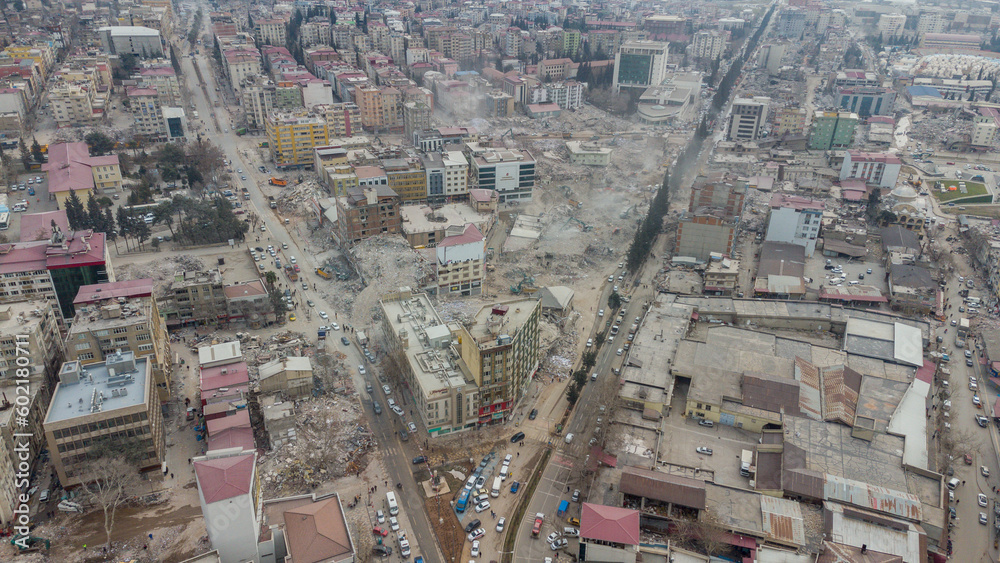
113,327,128,334
74,343,91,351
79,353,94,360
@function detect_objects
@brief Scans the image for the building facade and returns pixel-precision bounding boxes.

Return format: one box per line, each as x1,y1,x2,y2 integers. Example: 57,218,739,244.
808,110,858,150
727,97,770,141
613,41,670,92
692,30,726,61
336,186,402,244
43,352,164,487
69,279,171,404
459,299,541,426
266,111,330,168
839,150,902,189
764,194,824,256
466,145,536,203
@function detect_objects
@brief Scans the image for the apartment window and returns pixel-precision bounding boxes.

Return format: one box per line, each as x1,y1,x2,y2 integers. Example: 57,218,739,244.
79,353,95,360
113,327,128,334
74,343,91,351
138,344,153,351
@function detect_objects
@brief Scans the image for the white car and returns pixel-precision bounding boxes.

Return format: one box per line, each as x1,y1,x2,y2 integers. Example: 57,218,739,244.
382,385,391,395
470,540,480,557
598,309,604,317
586,338,593,347
330,323,340,330
389,516,399,531
474,500,491,513
983,466,991,478
496,517,506,532
407,422,417,433
979,493,988,507
546,532,561,543
376,509,385,523
550,538,568,551
318,311,329,320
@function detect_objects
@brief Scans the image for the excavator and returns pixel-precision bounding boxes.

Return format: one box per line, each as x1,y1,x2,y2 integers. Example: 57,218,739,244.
510,272,537,295
10,534,50,553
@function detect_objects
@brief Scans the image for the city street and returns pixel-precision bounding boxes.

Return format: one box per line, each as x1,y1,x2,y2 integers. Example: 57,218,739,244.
176,5,444,561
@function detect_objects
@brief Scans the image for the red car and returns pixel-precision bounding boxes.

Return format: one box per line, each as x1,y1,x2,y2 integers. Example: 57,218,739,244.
373,527,388,537
965,454,973,465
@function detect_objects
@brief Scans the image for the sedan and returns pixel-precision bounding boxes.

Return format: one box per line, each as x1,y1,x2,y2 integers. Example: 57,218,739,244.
382,385,392,395
696,447,713,455
340,337,350,346
983,466,991,478
331,323,340,330
282,242,288,249
237,169,243,174
607,275,614,283
318,311,329,320
529,409,538,420
241,176,246,181
967,359,975,367
496,517,506,532
307,300,314,307
376,510,385,523
474,500,491,513
470,540,480,557
546,532,561,543
407,422,417,433
467,528,485,541
980,494,988,507
550,538,568,551
389,516,399,531
973,395,982,408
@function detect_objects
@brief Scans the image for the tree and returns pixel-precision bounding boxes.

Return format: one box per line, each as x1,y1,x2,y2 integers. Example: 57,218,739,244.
30,137,42,163
65,191,88,230
582,350,597,370
566,383,581,406
18,138,30,170
78,439,143,551
607,291,622,311
85,131,116,156
86,194,104,231
264,270,279,289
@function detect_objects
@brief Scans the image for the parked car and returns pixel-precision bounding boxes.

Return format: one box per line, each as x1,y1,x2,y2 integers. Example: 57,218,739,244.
496,517,506,532
464,519,481,533
529,409,538,420
696,447,713,455
467,528,485,541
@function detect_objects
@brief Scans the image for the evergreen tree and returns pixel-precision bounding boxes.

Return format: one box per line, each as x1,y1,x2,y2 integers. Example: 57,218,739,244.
18,138,30,170
30,137,42,163
65,191,88,230
86,194,104,231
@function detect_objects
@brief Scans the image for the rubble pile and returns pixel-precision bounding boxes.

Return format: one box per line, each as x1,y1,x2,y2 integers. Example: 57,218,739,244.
258,396,375,496
342,235,430,325
275,181,323,217
908,115,973,144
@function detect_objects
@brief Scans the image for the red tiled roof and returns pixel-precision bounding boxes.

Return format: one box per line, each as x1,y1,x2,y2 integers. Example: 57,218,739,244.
126,86,158,97
469,188,496,202
19,210,68,241
769,193,824,211
42,142,119,194
194,452,255,504
206,410,251,436
846,150,901,165
0,230,109,274
208,426,255,453
580,503,640,545
285,497,353,563
438,223,484,248
200,362,250,390
74,278,154,303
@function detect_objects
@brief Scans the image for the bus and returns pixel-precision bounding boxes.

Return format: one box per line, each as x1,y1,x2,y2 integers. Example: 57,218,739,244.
0,212,8,230
456,489,470,513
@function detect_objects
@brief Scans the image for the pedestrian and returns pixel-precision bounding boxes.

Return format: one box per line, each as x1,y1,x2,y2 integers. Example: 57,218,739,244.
144,544,148,550
149,533,154,540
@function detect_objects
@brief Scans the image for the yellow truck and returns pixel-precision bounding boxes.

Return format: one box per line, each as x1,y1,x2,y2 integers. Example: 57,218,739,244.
316,268,332,279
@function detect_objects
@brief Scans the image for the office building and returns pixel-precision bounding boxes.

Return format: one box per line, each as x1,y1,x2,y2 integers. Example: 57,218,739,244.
835,87,896,117
466,144,536,203
69,279,171,404
839,150,902,189
194,450,261,563
43,352,164,487
692,30,726,61
379,288,479,436
0,226,113,320
266,111,330,168
98,26,163,58
764,194,824,256
613,41,670,92
422,150,468,203
808,110,859,150
336,186,402,244
727,97,770,141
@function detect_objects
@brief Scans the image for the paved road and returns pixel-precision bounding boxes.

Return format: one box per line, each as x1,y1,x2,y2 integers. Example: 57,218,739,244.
177,6,443,562
511,262,657,562
936,251,1000,561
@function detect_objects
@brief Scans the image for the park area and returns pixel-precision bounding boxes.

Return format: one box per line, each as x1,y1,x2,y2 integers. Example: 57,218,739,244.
934,179,989,202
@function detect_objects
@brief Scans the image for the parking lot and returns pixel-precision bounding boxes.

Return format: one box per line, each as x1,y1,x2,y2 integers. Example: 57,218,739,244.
3,172,60,238
803,256,887,295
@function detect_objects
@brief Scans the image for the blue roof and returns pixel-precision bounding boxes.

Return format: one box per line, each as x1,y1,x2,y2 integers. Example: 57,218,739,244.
907,85,941,99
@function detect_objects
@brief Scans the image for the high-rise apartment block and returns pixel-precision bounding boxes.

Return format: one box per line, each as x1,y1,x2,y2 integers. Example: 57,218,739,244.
727,97,770,141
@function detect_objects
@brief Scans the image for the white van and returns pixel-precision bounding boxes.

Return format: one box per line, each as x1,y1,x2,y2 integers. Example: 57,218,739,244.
947,477,961,490
491,476,502,498
565,433,574,444
386,491,398,515
499,464,509,481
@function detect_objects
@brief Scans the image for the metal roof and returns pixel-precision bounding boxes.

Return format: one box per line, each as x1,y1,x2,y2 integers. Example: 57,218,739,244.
619,465,707,510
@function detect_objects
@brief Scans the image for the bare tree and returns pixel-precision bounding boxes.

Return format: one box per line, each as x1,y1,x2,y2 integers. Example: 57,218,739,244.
696,513,729,557
78,442,143,550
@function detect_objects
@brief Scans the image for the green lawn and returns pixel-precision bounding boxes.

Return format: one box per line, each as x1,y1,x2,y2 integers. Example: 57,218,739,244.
934,180,987,202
